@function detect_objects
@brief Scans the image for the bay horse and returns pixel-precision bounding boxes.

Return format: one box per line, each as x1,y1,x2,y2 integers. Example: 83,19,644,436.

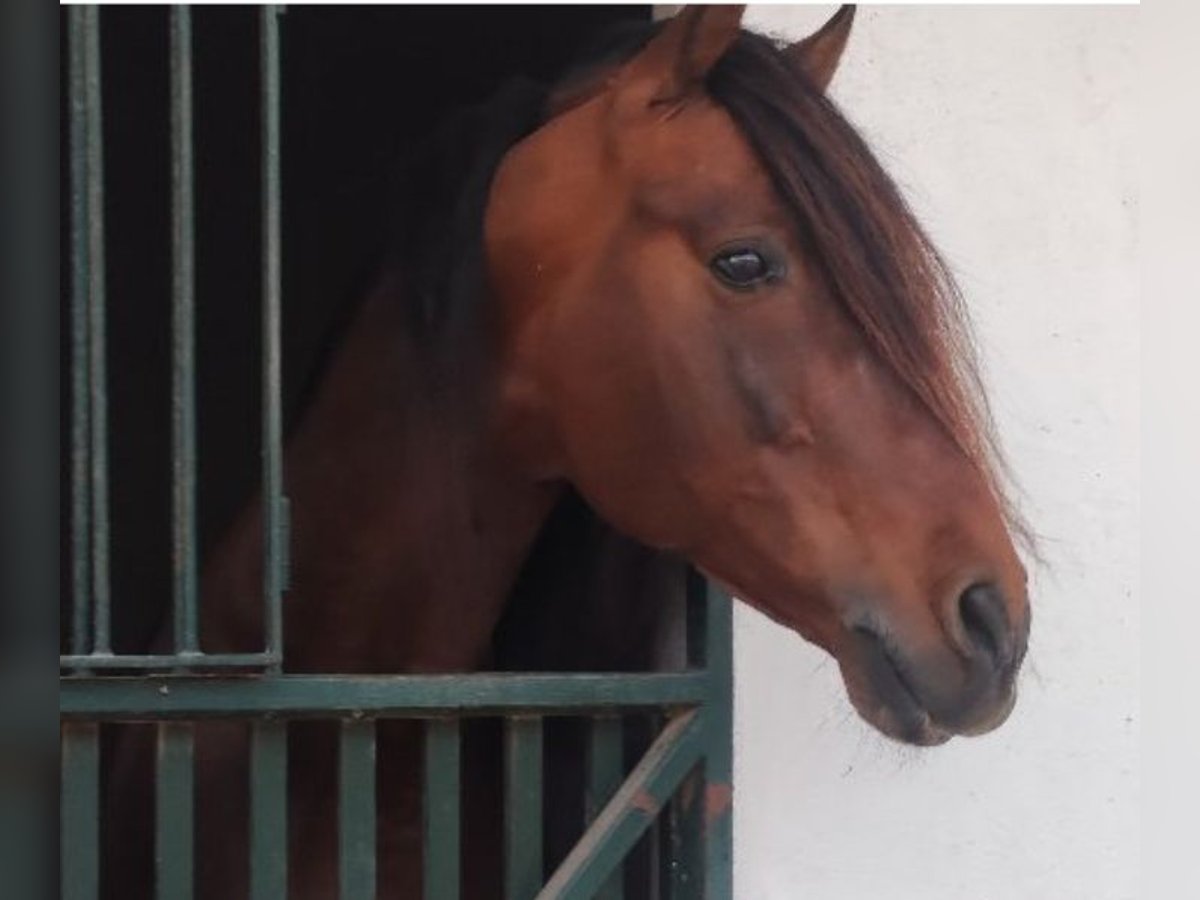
108,6,1031,898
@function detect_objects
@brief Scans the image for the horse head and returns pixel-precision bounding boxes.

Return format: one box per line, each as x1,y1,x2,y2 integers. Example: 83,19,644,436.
484,5,1029,746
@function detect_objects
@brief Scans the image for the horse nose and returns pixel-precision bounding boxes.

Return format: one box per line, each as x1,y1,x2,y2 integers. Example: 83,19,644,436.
955,582,1019,670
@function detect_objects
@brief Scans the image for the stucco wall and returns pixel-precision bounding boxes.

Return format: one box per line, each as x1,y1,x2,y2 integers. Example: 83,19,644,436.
728,6,1139,899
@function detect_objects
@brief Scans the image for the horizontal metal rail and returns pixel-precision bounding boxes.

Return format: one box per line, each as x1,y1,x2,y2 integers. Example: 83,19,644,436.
60,651,281,671
61,672,711,720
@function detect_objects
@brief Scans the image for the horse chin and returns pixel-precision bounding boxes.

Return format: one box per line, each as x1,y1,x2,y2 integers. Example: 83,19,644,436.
838,645,1019,747
845,680,954,747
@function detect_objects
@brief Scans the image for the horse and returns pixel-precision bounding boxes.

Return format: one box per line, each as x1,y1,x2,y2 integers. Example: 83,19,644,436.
107,6,1031,897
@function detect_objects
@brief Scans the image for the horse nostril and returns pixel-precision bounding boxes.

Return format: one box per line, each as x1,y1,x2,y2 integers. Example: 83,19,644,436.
957,582,1012,668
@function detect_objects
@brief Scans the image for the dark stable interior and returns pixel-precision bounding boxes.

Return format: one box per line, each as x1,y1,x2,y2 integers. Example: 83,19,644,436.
60,5,650,655
60,7,677,895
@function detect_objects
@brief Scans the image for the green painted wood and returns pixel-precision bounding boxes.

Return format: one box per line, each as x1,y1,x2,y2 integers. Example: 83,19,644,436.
169,5,199,657
61,672,708,719
536,710,705,900
260,4,285,668
586,716,625,900
61,724,100,900
423,719,461,900
505,716,544,900
67,5,91,659
340,719,377,900
251,721,288,900
156,723,195,900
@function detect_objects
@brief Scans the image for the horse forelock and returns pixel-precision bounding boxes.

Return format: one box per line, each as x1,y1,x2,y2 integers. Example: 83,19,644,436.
708,31,1028,547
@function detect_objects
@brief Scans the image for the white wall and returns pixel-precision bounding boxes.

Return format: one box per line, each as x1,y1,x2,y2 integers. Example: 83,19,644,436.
731,6,1139,899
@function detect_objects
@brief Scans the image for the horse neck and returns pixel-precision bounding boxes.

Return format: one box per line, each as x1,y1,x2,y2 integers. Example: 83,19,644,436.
201,280,560,673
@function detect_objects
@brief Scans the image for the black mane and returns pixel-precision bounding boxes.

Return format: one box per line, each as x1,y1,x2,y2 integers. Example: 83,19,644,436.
381,77,547,349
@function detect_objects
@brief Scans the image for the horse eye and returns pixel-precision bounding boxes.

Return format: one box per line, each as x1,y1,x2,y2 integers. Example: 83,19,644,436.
711,247,777,289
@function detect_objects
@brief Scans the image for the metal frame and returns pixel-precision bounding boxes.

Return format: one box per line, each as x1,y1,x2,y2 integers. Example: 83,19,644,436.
60,7,733,899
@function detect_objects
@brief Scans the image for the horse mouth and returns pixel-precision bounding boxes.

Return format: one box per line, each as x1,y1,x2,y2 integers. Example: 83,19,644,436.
844,626,953,746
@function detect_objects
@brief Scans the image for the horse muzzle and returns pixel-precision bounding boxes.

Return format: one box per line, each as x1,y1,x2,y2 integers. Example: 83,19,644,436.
842,581,1030,746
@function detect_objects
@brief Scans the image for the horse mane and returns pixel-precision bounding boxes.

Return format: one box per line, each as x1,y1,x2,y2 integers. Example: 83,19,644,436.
708,31,1025,540
383,78,546,344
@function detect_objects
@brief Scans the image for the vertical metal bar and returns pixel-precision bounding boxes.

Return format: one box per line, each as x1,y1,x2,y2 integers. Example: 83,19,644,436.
67,5,91,657
170,5,199,657
423,718,462,900
703,581,734,898
505,716,544,900
61,724,100,900
339,719,377,900
260,4,284,666
586,716,625,900
251,721,288,900
156,723,195,900
536,711,705,900
659,764,704,900
83,3,111,656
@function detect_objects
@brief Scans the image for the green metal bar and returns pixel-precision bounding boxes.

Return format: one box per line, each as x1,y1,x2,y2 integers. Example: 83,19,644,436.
260,4,285,668
536,710,705,900
251,721,288,900
61,672,708,720
586,715,624,822
61,724,100,900
83,3,111,656
586,716,625,900
659,764,704,899
703,582,734,899
67,6,91,658
339,719,377,900
505,716,544,900
662,570,718,898
60,651,280,670
423,718,461,900
169,5,199,657
155,723,195,900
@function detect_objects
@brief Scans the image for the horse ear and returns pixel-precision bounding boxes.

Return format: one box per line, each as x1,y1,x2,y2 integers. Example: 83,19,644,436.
619,4,745,104
783,4,856,92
